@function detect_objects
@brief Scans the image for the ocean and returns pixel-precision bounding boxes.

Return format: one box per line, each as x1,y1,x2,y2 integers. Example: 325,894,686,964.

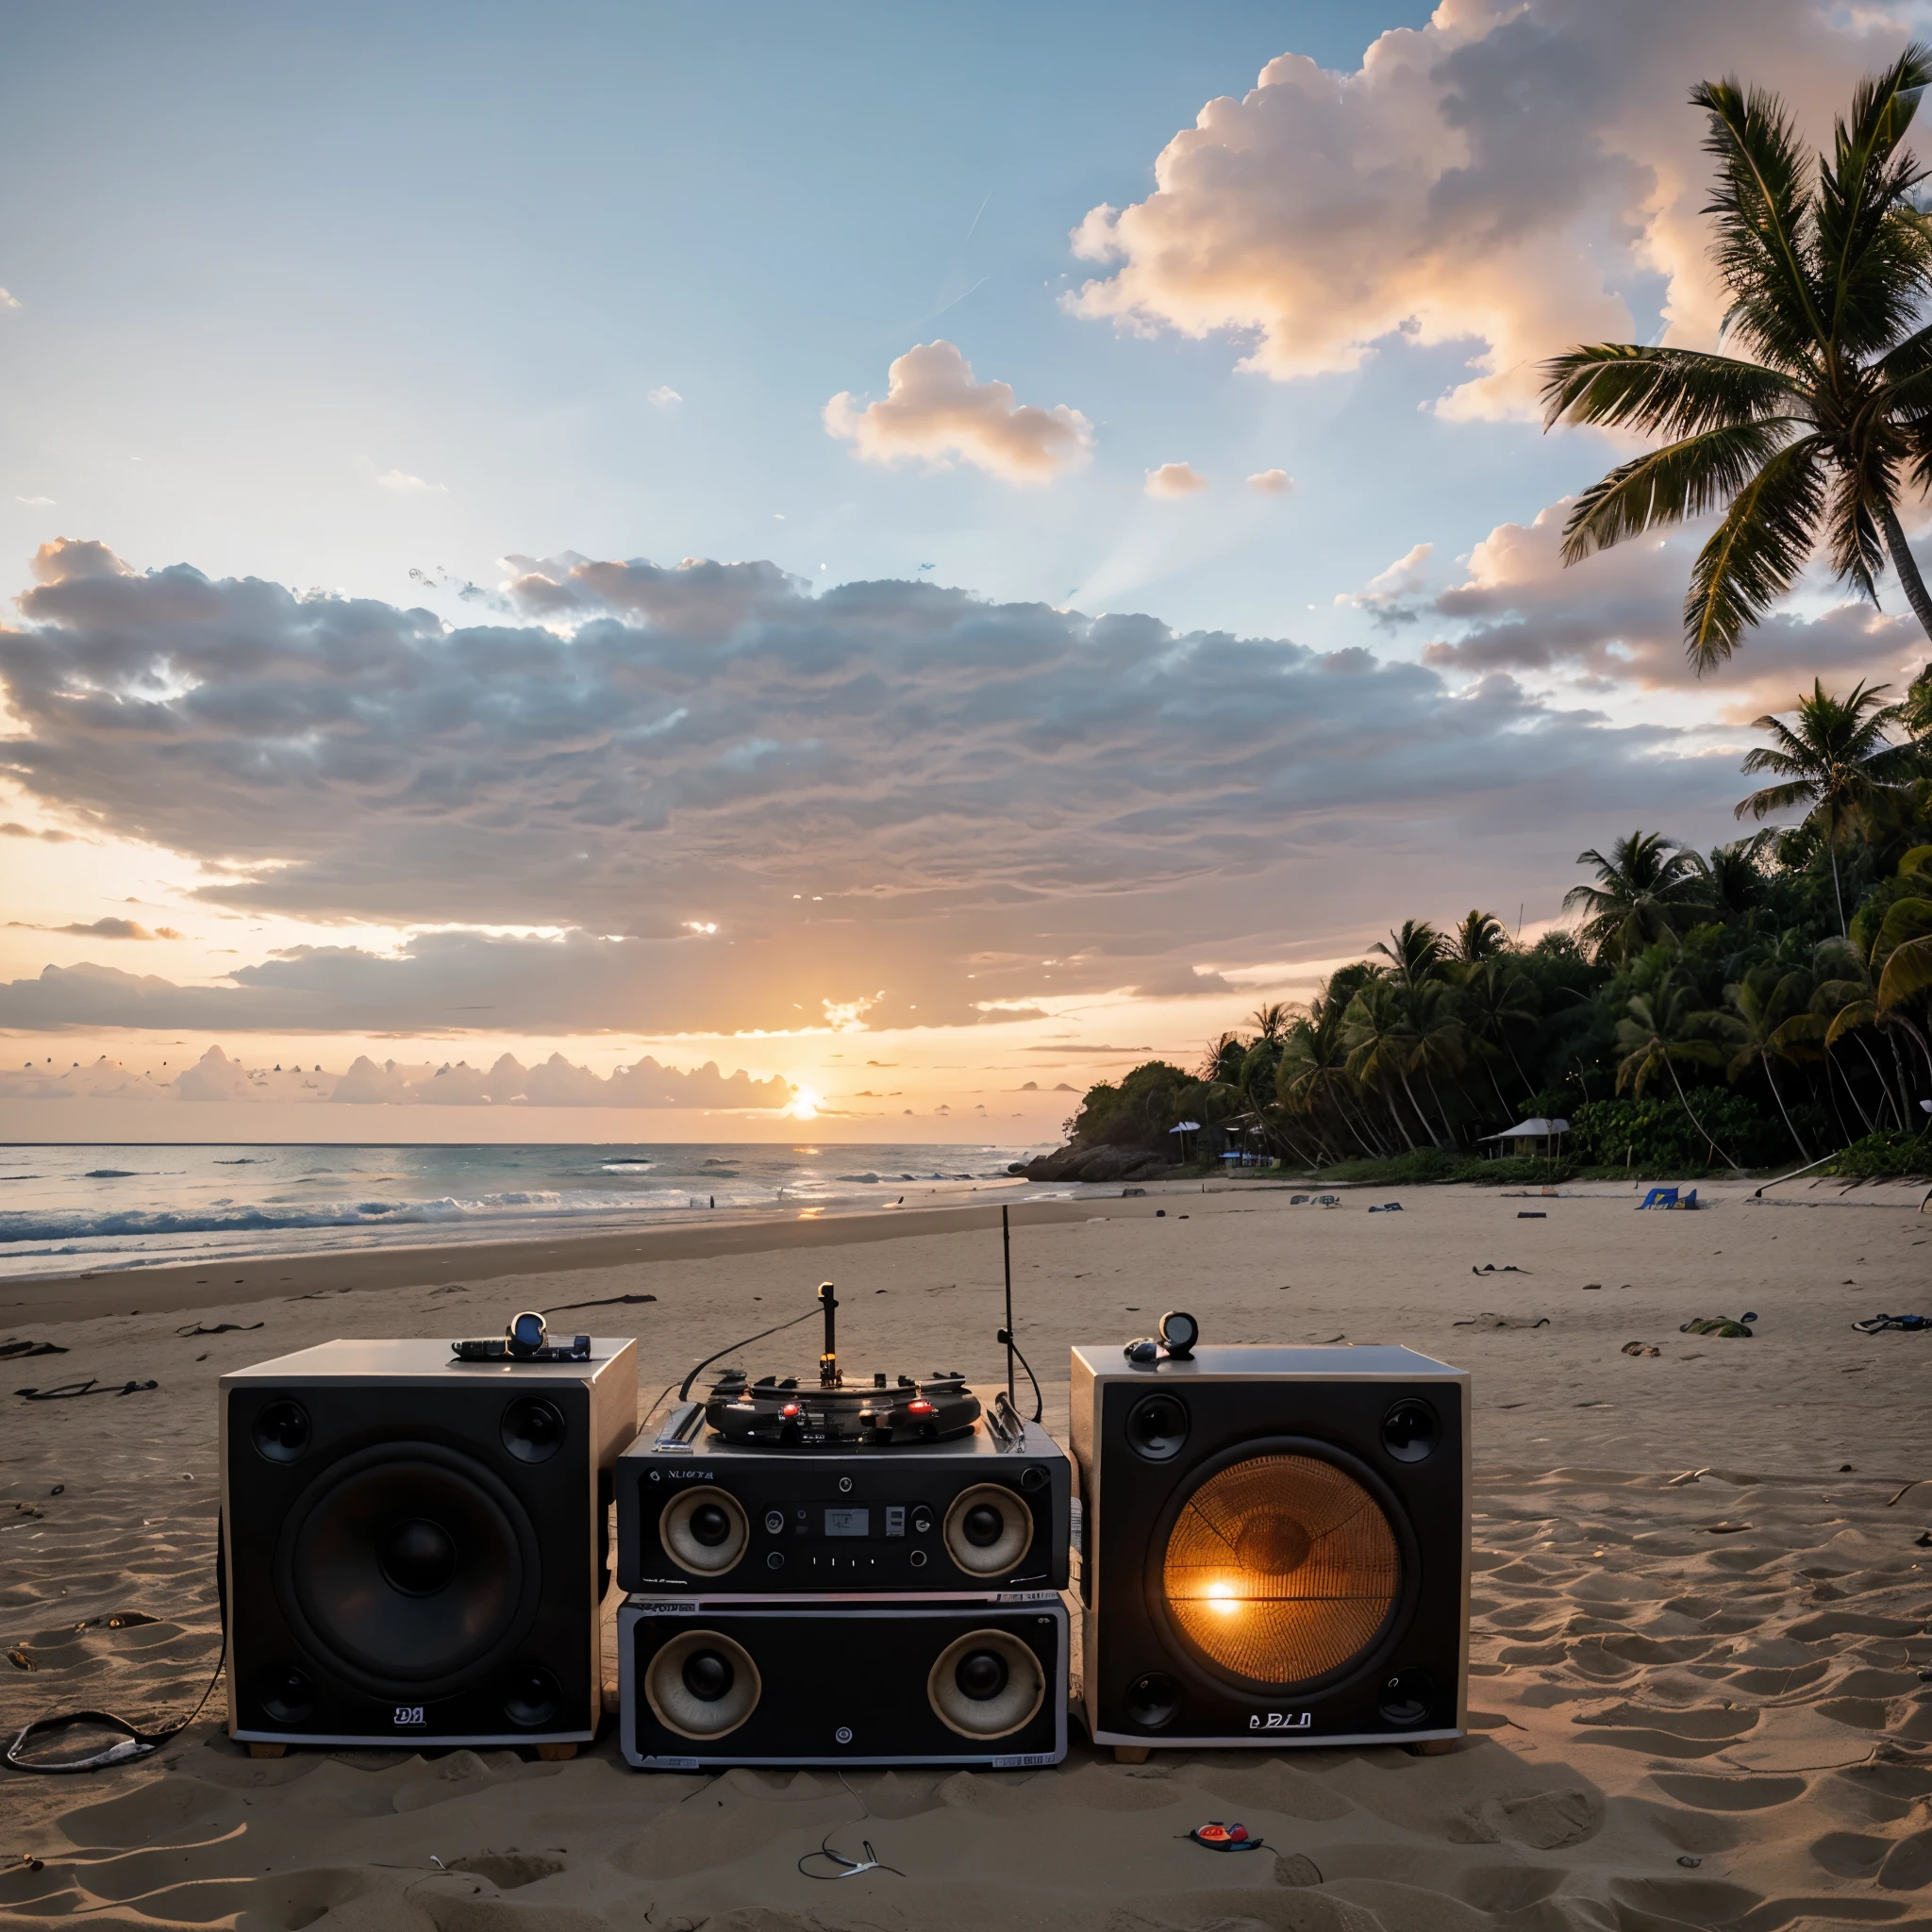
0,1141,1049,1279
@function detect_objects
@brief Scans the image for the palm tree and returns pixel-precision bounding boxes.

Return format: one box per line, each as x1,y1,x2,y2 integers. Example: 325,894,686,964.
1199,1031,1246,1086
1563,831,1714,963
1461,958,1541,1107
1341,979,1433,1149
1715,967,1812,1158
1541,48,1932,669
1452,909,1511,965
1614,980,1740,1168
1704,833,1774,916
1247,1003,1291,1044
1735,679,1917,931
1371,919,1451,988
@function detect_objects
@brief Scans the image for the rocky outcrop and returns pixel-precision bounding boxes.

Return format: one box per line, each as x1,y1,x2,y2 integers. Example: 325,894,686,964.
1021,1142,1171,1183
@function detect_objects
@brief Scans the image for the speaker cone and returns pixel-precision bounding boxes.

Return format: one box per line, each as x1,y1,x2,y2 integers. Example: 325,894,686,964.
661,1486,750,1575
1161,1451,1400,1689
503,1663,562,1728
251,1399,311,1463
644,1628,760,1739
501,1396,566,1463
941,1484,1032,1575
275,1441,542,1698
927,1629,1045,1739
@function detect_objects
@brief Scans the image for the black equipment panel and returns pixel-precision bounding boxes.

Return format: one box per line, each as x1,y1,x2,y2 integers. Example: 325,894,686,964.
620,1595,1068,1768
616,1406,1071,1593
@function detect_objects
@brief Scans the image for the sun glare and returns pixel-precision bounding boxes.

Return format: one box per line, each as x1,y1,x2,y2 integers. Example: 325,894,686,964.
1206,1579,1240,1616
788,1084,823,1120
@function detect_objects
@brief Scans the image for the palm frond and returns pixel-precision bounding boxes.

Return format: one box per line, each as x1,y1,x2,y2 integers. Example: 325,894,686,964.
1560,421,1805,564
1822,464,1890,601
1684,437,1827,669
1691,76,1827,371
1540,343,1802,437
1817,44,1932,358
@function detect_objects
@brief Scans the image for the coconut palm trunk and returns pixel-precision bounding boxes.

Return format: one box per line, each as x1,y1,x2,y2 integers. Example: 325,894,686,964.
1665,1058,1741,1171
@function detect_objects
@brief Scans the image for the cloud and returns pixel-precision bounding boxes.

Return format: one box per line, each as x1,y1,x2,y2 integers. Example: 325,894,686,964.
375,470,447,494
1420,499,1930,715
1065,1,1909,420
824,340,1093,485
0,822,75,842
1144,462,1208,498
0,535,1777,1034
1246,471,1292,495
0,1041,791,1108
15,496,54,507
647,386,682,408
0,289,18,310
7,916,156,939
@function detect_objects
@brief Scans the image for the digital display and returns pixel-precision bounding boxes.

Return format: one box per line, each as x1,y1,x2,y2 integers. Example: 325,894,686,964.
824,1507,870,1538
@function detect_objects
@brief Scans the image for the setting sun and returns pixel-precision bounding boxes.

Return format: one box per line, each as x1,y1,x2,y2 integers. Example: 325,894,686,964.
787,1084,823,1121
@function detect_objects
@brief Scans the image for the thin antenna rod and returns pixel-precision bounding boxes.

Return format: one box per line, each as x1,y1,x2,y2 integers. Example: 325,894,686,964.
818,1280,839,1389
1002,1206,1015,1405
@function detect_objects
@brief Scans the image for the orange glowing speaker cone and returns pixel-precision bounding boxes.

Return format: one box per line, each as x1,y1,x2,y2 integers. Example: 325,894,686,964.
1161,1453,1400,1687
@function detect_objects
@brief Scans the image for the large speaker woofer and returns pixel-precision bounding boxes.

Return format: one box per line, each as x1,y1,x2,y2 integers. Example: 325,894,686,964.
644,1629,760,1740
274,1441,542,1699
1158,1442,1404,1691
661,1486,750,1576
927,1628,1046,1739
941,1484,1032,1576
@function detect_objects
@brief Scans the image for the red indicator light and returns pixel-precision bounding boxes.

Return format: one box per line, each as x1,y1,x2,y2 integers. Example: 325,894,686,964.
781,1402,800,1418
907,1399,934,1417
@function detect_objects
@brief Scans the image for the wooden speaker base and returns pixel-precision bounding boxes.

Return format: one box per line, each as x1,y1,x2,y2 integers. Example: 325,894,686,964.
534,1742,578,1761
246,1741,288,1758
1112,1744,1151,1764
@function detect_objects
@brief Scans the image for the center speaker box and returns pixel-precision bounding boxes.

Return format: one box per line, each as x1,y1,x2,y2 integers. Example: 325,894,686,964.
1071,1342,1468,1751
615,1402,1070,1594
222,1338,636,1750
619,1594,1068,1768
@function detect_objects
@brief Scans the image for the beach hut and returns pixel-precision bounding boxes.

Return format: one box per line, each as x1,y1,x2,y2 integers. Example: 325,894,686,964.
1476,1117,1570,1158
1167,1119,1202,1162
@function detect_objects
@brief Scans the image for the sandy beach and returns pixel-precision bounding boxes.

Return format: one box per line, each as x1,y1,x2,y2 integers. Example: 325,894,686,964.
5,1177,1932,1931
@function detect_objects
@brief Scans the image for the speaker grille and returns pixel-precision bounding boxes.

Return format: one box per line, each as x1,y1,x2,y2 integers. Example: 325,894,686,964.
1160,1452,1399,1687
275,1441,543,1698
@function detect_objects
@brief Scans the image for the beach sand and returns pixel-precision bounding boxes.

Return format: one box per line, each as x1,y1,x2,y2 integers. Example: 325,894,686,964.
4,1177,1931,1930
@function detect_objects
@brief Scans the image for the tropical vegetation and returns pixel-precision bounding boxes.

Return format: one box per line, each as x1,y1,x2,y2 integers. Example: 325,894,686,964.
1058,672,1932,1180
1542,46,1932,665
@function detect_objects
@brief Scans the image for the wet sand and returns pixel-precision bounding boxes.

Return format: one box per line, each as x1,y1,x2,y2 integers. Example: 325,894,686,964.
4,1177,1930,1930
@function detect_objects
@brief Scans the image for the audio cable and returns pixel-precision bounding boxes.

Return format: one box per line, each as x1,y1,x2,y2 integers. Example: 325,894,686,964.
6,1521,228,1775
639,1301,824,1425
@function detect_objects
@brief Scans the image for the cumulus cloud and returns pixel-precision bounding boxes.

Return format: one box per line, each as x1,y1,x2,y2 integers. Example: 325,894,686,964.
0,289,19,310
375,470,447,493
1247,470,1292,494
25,916,158,940
824,340,1093,484
1066,1,1910,419
0,534,1790,1033
1144,462,1208,498
1420,499,1930,715
647,386,682,408
0,1041,792,1108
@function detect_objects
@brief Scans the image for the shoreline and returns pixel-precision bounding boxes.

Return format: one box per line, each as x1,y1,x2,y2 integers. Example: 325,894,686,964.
0,1192,1131,1324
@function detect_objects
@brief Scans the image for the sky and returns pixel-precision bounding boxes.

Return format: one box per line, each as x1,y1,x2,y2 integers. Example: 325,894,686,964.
4,0,1932,1142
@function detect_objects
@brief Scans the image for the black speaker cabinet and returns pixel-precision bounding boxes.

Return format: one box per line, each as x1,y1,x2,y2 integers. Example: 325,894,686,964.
618,1593,1068,1769
222,1338,637,1750
1070,1343,1467,1751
